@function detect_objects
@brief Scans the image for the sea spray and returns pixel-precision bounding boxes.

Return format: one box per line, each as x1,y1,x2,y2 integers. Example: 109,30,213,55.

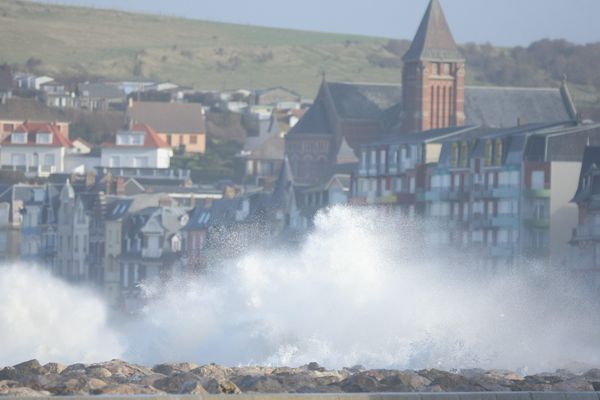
1,206,599,371
0,264,123,365
124,206,600,371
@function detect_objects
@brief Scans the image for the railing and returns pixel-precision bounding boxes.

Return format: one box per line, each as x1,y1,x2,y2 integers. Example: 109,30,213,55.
524,188,551,198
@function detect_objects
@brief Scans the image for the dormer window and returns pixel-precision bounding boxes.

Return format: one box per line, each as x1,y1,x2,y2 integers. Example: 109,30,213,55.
11,133,27,144
36,133,52,144
116,131,145,146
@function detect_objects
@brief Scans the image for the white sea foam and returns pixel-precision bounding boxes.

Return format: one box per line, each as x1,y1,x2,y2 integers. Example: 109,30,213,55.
0,264,123,365
1,206,599,371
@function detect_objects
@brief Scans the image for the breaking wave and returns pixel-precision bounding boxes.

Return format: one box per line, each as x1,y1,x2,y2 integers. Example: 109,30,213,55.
1,206,599,372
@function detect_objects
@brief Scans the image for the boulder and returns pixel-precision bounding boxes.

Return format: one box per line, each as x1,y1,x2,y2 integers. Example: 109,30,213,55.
12,360,47,376
0,368,20,381
340,372,380,392
191,364,233,381
152,362,199,376
153,371,203,394
86,366,112,380
43,363,66,375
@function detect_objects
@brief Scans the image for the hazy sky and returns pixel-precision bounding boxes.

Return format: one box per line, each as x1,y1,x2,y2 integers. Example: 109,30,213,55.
34,0,600,46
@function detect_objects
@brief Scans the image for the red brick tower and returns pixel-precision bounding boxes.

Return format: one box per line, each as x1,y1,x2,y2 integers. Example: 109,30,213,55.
401,0,465,132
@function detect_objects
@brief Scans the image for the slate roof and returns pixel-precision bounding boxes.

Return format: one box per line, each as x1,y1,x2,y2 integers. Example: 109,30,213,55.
183,198,242,231
573,146,600,202
402,0,463,62
464,86,573,128
288,95,333,136
129,101,206,134
326,82,402,120
77,83,125,100
1,122,72,148
105,198,133,221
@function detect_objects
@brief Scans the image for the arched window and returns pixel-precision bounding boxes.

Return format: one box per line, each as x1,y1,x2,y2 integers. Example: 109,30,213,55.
484,140,493,166
495,139,503,166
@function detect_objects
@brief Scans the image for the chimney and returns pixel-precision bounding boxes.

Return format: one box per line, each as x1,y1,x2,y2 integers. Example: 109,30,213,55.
158,196,172,207
115,176,125,196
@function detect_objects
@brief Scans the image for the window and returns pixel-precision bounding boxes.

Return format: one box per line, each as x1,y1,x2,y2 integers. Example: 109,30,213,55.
190,135,198,145
494,139,503,166
484,140,493,166
460,141,469,167
133,157,148,168
2,124,13,132
132,133,144,145
531,171,545,190
167,135,172,145
36,133,52,144
43,154,55,166
370,150,376,166
109,156,120,167
450,143,458,167
11,133,27,144
11,153,26,166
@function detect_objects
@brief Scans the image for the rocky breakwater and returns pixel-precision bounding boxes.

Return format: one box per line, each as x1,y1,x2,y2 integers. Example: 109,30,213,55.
1,360,600,396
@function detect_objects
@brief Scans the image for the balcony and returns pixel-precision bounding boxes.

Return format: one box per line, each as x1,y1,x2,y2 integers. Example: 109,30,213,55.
572,224,600,241
376,194,398,204
492,186,520,198
492,214,519,228
524,217,550,229
448,190,470,201
524,188,551,198
424,189,450,202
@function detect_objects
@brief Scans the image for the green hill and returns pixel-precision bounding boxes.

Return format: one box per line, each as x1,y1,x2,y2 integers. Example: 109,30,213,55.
0,0,598,115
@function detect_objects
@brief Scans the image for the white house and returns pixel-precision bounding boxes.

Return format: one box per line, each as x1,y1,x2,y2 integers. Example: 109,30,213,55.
101,123,172,169
0,122,73,177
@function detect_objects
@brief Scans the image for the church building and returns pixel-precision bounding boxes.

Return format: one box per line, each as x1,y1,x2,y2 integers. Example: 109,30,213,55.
285,0,577,185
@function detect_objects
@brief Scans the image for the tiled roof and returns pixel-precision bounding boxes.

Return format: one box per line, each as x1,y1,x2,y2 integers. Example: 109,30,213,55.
129,101,206,134
402,0,463,62
1,122,72,148
102,123,170,149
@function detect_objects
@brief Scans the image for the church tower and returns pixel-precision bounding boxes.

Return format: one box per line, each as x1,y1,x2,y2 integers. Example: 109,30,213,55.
401,0,465,132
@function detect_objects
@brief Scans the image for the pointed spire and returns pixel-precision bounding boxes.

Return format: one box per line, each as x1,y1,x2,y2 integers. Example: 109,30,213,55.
272,156,295,210
403,0,463,62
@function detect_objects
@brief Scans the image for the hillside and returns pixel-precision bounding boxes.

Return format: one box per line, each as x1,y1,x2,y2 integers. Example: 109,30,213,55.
0,0,598,115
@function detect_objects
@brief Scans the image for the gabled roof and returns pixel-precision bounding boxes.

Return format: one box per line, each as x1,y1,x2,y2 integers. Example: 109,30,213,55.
0,122,72,148
129,101,206,134
287,96,333,136
102,123,170,149
402,0,463,62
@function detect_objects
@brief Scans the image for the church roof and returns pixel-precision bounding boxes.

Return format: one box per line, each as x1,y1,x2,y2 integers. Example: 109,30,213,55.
326,82,402,120
464,86,573,128
287,96,332,135
402,0,463,62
